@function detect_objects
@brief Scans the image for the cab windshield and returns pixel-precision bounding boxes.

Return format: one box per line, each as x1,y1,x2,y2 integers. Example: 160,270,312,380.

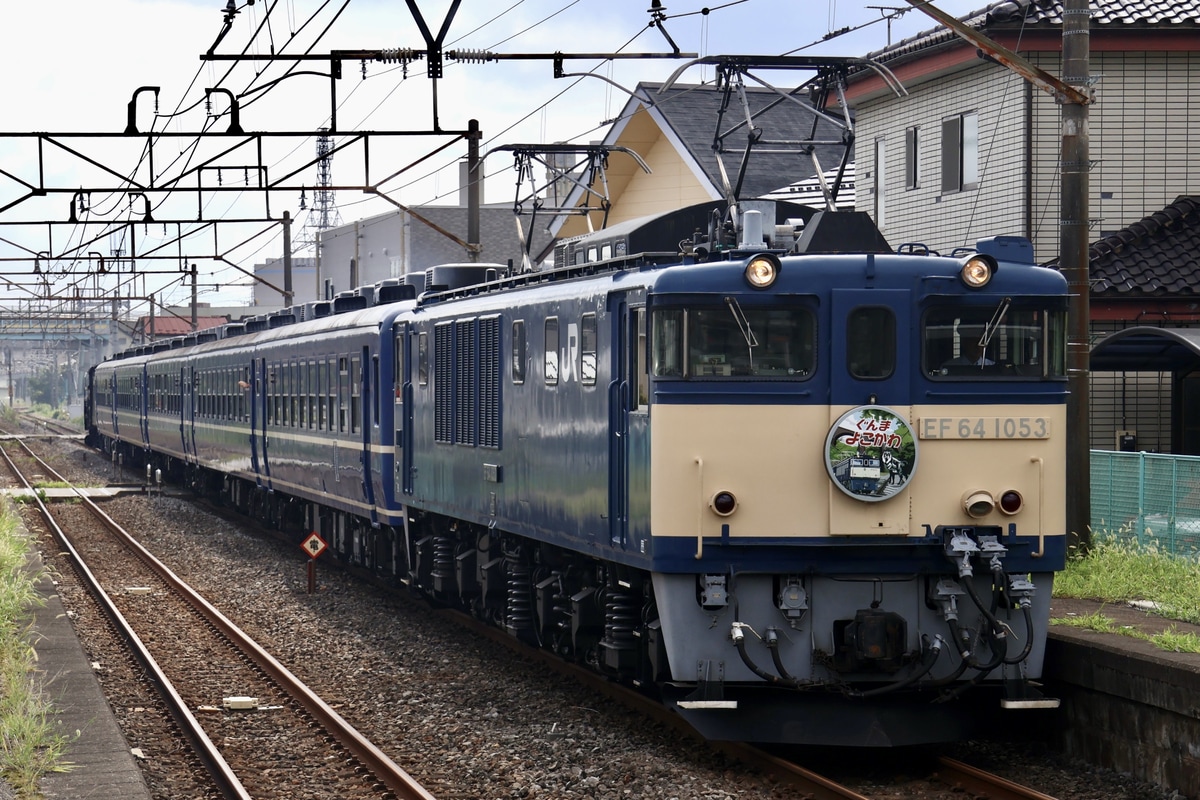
652,304,815,379
923,303,1066,379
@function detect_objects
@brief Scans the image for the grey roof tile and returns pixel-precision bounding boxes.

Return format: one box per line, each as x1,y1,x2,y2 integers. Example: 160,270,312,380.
866,0,1199,62
1083,196,1200,296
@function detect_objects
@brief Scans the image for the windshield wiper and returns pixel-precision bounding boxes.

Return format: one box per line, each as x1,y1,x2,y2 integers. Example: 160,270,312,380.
978,297,1011,351
725,296,758,371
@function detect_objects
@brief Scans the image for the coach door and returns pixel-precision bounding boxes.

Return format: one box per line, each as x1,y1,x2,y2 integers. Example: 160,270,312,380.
608,296,650,550
394,323,414,497
180,365,194,460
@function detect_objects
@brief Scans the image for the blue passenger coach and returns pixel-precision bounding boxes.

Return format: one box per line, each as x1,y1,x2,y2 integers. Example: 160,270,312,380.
88,201,1068,747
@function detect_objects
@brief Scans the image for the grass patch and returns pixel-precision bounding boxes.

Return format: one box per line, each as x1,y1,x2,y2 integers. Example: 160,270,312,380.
0,506,75,796
1054,537,1200,625
1049,609,1120,634
1053,536,1200,654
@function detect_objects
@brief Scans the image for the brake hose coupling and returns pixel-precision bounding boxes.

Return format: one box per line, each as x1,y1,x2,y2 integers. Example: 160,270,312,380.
764,627,780,648
945,532,980,578
1007,575,1037,608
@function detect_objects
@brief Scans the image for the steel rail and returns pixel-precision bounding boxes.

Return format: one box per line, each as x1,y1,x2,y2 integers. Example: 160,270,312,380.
935,756,1060,799
0,441,253,800
9,440,436,800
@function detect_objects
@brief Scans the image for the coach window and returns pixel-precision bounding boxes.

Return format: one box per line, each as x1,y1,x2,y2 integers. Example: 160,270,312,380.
512,320,526,384
240,368,249,421
291,361,300,426
304,362,314,429
280,364,289,426
267,367,276,424
338,357,349,433
545,318,559,385
847,307,895,379
318,360,328,429
298,361,307,427
327,357,337,431
351,356,362,433
292,361,301,427
372,354,381,427
288,363,297,426
580,313,597,385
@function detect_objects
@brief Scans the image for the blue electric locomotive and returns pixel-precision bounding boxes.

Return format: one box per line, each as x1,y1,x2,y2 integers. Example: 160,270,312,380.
87,199,1068,747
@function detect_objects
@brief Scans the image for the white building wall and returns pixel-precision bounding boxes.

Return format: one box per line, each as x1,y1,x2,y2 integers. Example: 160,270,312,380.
859,49,1200,264
1030,50,1200,258
854,64,1028,255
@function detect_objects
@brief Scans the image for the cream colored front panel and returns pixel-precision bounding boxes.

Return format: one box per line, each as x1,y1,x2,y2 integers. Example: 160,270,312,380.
650,402,1066,541
908,403,1066,538
650,404,832,540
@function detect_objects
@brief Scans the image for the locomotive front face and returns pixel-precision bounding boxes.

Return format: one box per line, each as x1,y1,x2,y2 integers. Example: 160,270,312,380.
642,253,1068,744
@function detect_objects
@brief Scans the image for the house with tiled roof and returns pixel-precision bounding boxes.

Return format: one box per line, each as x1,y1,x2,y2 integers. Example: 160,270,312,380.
551,81,854,242
1074,196,1200,453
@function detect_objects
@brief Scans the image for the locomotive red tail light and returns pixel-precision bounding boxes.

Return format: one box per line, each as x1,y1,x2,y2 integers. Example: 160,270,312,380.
999,490,1024,515
711,491,738,516
962,490,995,518
744,254,781,288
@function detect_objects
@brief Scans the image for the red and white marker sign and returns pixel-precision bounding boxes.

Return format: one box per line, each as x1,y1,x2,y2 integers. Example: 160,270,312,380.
300,532,328,559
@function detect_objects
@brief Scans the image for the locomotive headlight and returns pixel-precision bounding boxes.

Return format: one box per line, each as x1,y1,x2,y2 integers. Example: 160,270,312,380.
959,254,997,288
744,254,781,288
962,490,996,518
710,490,738,516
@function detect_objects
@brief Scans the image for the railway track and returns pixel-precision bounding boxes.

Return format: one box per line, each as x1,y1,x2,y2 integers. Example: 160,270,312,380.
12,409,81,438
0,436,438,800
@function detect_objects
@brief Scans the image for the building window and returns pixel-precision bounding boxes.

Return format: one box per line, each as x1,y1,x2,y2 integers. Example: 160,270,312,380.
873,137,887,228
941,112,979,193
904,126,920,190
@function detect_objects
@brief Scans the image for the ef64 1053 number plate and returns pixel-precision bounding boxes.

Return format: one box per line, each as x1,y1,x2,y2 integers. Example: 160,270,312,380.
919,417,1051,440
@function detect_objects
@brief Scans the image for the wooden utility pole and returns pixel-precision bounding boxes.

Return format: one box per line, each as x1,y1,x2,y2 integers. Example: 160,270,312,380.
1060,0,1092,551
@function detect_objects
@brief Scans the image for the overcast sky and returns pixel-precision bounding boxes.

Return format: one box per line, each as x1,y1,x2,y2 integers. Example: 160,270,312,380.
1,0,986,308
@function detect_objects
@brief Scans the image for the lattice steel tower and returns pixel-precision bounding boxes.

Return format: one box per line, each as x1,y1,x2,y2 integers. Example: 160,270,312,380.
300,130,342,250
